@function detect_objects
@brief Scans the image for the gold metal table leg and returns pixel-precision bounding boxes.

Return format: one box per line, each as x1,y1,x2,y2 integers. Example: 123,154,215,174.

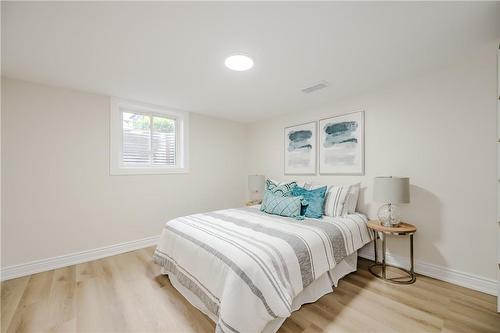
382,233,386,279
368,232,416,284
410,234,414,276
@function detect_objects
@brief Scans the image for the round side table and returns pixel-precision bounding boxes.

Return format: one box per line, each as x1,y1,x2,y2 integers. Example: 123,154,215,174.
367,221,417,284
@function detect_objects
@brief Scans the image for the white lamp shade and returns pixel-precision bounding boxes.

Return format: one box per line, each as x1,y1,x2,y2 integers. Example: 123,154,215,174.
373,177,410,204
248,175,265,193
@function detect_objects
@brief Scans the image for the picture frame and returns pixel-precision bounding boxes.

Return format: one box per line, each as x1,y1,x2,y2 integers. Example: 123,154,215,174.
319,111,364,175
284,121,317,175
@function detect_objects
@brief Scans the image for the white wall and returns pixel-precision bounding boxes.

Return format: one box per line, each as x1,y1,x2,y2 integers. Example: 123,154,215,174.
247,42,498,280
1,78,247,267
1,42,498,286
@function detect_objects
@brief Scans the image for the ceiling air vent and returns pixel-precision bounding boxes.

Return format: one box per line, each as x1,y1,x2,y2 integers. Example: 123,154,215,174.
301,81,329,94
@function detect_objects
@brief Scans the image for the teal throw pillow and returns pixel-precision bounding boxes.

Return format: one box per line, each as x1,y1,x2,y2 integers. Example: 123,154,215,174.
292,185,327,219
260,190,304,219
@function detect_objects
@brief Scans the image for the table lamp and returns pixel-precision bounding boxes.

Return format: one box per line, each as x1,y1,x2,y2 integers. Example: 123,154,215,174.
248,175,265,202
373,176,410,227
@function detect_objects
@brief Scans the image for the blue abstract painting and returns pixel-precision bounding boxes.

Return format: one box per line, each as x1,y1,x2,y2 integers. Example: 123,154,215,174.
284,122,316,174
319,111,364,174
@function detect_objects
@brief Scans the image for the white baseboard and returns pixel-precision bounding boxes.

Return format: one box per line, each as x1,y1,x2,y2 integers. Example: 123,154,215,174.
1,236,159,281
358,245,498,296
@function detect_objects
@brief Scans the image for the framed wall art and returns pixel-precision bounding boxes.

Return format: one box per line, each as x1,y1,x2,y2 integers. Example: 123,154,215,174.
319,111,364,175
284,121,317,175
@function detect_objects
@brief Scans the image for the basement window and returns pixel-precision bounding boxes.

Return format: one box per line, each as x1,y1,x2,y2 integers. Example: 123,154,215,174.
110,98,189,175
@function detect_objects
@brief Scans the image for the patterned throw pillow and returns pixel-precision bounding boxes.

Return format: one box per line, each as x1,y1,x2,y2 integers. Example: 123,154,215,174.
260,190,304,218
291,185,327,219
265,179,297,197
324,185,352,217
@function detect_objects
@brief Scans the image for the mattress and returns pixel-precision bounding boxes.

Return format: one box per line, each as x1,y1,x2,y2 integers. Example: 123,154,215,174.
153,206,372,333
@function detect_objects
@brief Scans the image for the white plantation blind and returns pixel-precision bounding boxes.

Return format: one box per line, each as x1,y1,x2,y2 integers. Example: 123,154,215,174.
110,97,188,175
122,111,176,167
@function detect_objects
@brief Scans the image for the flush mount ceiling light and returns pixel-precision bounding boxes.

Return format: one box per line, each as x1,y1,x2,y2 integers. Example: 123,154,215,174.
224,55,254,71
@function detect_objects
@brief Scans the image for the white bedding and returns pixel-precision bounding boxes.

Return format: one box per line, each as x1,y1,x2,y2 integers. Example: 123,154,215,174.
153,206,372,333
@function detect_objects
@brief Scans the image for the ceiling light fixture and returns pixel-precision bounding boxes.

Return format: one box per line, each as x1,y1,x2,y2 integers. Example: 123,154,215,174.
225,55,254,71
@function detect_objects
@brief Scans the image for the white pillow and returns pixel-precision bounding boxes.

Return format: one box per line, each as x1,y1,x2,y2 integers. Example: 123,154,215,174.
271,179,306,188
303,182,325,190
324,185,352,217
306,182,360,214
296,180,307,188
346,184,360,214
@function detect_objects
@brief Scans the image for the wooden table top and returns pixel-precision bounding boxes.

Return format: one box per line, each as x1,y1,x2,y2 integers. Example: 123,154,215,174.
367,220,417,234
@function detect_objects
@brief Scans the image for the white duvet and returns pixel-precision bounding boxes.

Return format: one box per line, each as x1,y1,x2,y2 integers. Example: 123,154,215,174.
153,207,372,333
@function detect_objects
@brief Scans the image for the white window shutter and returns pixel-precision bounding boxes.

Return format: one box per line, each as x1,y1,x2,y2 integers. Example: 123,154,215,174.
122,112,151,166
152,115,176,166
121,111,176,167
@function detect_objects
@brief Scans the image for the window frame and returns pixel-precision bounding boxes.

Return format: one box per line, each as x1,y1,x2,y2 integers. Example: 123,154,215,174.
110,97,189,175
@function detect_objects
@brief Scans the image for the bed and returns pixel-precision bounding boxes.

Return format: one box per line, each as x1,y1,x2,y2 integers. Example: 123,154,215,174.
153,206,372,333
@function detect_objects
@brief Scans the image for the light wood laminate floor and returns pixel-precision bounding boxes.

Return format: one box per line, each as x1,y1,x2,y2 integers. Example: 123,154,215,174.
1,247,499,333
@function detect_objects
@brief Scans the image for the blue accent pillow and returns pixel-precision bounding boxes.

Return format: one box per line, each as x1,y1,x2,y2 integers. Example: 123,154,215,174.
265,179,297,197
260,190,304,219
292,185,327,218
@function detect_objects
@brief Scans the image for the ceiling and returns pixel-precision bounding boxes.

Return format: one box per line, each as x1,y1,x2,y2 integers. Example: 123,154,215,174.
2,2,499,123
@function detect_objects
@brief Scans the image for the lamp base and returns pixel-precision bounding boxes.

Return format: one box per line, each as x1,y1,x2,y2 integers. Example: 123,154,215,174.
250,190,262,202
377,203,401,227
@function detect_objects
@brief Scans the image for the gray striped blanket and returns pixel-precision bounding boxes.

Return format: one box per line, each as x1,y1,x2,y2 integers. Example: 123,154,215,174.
153,207,371,333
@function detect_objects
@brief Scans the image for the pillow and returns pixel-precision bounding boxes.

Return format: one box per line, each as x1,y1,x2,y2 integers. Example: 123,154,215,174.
346,184,360,213
265,179,297,197
260,190,303,218
324,185,352,217
304,182,326,190
270,179,306,188
291,185,327,218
